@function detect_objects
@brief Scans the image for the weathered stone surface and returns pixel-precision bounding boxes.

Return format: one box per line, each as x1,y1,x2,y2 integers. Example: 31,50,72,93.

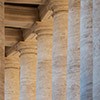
93,0,100,99
0,0,98,100
17,40,37,100
35,22,52,100
5,55,20,100
67,0,80,100
0,2,4,100
80,0,93,100
50,1,68,99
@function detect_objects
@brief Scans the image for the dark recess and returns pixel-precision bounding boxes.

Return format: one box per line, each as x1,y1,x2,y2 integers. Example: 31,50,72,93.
5,2,39,8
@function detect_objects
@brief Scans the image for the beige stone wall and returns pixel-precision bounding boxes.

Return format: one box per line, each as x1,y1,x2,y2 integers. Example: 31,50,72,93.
0,2,4,100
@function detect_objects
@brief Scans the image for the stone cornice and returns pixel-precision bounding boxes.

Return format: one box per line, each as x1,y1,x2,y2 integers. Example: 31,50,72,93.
34,21,53,36
48,0,68,15
38,0,68,21
5,4,39,28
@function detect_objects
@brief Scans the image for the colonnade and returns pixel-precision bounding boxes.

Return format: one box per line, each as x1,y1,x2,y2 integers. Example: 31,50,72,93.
0,0,100,100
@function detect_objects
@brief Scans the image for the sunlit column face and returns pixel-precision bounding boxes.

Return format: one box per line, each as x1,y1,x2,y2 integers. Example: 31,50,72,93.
93,0,100,99
50,1,68,100
35,22,52,100
67,0,80,100
80,0,93,100
18,41,37,100
5,56,20,100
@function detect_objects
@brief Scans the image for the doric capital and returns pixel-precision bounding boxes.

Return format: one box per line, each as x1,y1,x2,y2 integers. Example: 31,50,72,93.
34,21,53,36
68,0,80,10
17,40,37,57
5,55,20,69
48,0,68,16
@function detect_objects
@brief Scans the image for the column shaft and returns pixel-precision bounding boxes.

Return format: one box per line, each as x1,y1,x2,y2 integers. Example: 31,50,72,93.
0,2,4,100
50,1,68,99
18,41,37,100
80,0,93,100
35,22,52,100
5,56,20,100
93,0,100,99
67,0,80,100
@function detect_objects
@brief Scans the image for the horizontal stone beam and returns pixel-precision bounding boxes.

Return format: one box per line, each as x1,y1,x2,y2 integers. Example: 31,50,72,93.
38,1,52,21
5,5,39,28
22,29,37,41
5,27,23,46
5,0,45,5
5,43,19,57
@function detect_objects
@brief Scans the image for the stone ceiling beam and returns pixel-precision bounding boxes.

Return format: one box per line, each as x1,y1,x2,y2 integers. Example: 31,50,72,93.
5,43,18,57
5,5,39,28
22,28,37,41
5,28,23,46
38,1,52,21
5,0,45,5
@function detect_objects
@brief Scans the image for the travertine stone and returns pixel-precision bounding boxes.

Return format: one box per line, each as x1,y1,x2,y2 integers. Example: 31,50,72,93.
50,1,67,100
93,0,100,99
35,22,52,100
80,0,93,100
67,0,80,100
0,2,4,100
5,55,20,100
17,40,37,100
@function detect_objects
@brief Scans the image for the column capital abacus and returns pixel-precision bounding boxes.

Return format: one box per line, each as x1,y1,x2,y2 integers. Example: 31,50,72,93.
48,0,68,16
5,56,20,69
17,40,37,57
34,21,53,37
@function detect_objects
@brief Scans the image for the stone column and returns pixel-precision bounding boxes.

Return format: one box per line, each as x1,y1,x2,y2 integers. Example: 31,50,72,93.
35,22,52,100
5,55,20,100
67,0,80,100
93,0,100,99
49,1,67,100
0,1,4,100
17,41,37,100
80,0,93,100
